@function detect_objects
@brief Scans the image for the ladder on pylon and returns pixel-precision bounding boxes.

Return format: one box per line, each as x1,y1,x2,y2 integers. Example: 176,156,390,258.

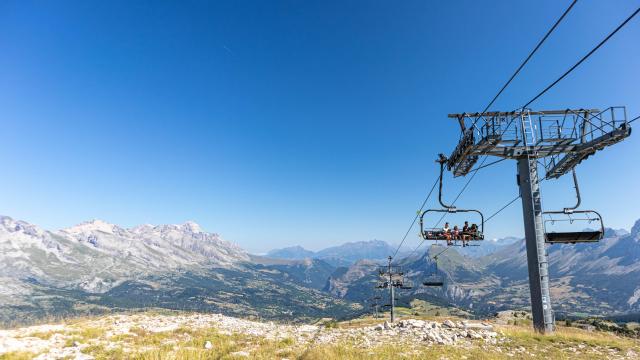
520,110,536,146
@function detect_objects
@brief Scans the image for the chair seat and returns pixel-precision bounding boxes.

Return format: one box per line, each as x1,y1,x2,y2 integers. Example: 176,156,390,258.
423,275,444,286
545,231,602,243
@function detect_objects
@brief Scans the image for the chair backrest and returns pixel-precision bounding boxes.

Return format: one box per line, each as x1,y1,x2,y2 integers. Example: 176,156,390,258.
545,230,602,243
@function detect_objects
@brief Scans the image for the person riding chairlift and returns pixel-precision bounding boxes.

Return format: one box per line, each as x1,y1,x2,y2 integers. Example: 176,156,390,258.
443,222,452,245
470,223,479,240
462,221,470,247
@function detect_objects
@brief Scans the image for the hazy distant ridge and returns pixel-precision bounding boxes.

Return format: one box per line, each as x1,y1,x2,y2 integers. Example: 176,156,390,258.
267,240,397,266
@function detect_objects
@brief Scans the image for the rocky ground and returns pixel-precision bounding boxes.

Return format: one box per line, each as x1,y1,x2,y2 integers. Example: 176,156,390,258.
0,312,638,359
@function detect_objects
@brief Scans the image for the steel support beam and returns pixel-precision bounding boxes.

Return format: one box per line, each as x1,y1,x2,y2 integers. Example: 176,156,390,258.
390,277,395,323
517,158,554,334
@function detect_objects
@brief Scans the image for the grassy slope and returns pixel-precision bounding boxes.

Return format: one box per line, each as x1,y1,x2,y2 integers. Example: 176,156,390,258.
1,312,639,360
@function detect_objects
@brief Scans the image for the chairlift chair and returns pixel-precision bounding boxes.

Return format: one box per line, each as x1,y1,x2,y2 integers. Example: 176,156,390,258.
423,275,444,287
419,154,485,246
400,279,414,290
423,273,444,287
379,265,403,275
544,210,604,244
423,255,445,287
420,209,485,242
543,169,605,244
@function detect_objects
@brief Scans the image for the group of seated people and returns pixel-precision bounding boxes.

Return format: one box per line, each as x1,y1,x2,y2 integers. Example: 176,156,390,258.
425,221,481,247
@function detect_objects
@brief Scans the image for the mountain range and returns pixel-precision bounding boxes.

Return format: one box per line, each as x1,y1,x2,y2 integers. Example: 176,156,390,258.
0,216,357,326
267,240,399,267
325,221,640,318
1,214,639,326
267,236,521,264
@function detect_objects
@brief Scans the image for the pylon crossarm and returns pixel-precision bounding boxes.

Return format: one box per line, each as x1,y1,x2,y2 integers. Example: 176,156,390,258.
446,107,630,178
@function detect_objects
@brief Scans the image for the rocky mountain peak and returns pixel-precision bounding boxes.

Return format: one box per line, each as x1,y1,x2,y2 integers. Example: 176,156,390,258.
129,223,155,234
63,219,121,235
631,219,640,237
0,215,45,237
182,221,202,233
128,221,212,239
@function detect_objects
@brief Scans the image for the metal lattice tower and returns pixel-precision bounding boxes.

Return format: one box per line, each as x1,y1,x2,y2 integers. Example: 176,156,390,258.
445,107,631,333
376,256,413,323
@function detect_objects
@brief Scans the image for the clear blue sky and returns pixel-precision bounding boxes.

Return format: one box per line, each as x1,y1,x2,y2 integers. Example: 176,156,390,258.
0,1,638,253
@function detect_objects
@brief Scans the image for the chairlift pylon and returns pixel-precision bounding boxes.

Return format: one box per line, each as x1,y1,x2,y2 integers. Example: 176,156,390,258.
543,169,604,244
419,154,485,246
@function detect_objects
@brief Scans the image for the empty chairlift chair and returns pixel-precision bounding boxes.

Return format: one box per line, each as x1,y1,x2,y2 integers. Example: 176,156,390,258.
399,279,413,290
543,169,605,244
544,210,604,244
422,256,444,287
422,274,444,287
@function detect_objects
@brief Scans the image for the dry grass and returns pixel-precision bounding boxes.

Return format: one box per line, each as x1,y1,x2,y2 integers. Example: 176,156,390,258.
499,324,638,351
21,330,58,340
301,326,640,360
301,344,498,359
3,312,639,359
0,352,39,360
75,323,638,360
82,328,298,360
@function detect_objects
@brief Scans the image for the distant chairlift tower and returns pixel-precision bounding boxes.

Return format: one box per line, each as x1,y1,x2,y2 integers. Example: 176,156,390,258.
377,256,413,323
445,107,631,333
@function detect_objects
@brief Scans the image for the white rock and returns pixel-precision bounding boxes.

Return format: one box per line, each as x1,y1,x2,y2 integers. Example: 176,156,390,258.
464,322,493,331
443,320,455,328
204,340,213,349
468,330,482,339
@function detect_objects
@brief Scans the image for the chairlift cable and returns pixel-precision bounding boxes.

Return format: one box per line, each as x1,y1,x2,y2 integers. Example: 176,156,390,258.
426,2,635,239
629,114,639,124
432,245,452,260
468,158,507,172
430,154,488,230
390,175,440,260
395,2,634,263
432,1,579,229
521,6,640,110
484,195,522,223
500,5,640,135
409,192,523,259
484,177,551,224
474,0,578,120
406,228,447,261
410,2,578,257
465,0,579,138
450,4,640,234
